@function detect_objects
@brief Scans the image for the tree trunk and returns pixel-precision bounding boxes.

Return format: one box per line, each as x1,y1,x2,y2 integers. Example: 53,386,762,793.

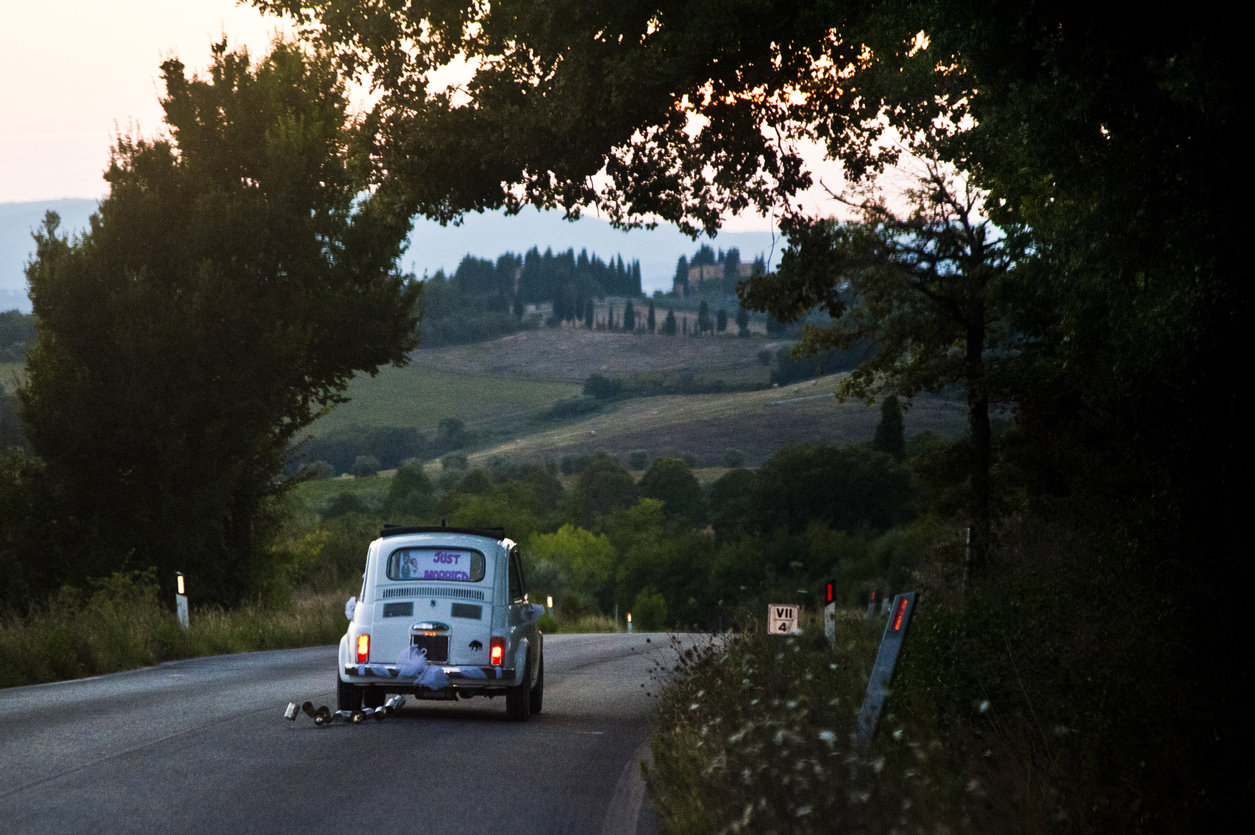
965,323,991,590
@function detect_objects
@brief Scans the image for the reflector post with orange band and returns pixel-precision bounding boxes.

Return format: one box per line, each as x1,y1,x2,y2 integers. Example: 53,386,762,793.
855,592,918,745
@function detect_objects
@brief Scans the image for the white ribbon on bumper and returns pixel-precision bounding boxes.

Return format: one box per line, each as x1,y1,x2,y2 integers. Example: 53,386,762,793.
395,645,450,689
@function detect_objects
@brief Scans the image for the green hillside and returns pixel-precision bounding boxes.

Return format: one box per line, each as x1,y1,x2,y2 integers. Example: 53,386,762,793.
306,328,967,470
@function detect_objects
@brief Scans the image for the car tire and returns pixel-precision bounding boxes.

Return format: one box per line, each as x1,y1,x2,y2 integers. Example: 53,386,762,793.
529,652,544,715
337,674,363,712
363,686,386,709
506,655,531,722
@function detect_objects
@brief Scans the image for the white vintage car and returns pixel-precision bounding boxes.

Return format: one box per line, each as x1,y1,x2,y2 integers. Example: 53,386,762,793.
337,525,544,721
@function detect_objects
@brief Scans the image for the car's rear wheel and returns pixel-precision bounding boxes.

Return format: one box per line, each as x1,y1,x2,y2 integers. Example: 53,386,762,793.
506,656,531,722
363,686,386,709
337,675,362,712
529,652,544,715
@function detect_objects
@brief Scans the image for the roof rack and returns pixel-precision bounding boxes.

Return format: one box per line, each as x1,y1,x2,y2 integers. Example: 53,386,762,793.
379,524,507,540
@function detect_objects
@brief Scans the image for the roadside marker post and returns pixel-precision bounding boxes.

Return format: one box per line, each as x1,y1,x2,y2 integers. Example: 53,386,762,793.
175,572,189,629
767,604,801,695
768,604,800,635
855,592,918,746
865,588,877,620
823,581,837,649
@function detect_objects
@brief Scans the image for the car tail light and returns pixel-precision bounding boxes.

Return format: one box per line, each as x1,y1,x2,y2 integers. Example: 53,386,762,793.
356,633,370,663
490,637,505,666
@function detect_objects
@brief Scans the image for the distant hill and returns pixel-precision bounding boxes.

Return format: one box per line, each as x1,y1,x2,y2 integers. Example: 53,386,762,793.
1,200,784,314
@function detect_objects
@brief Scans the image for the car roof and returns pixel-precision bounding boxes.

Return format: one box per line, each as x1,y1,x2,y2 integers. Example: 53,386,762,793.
379,525,506,540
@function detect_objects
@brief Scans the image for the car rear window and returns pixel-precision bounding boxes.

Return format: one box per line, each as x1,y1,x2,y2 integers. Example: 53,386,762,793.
386,547,486,582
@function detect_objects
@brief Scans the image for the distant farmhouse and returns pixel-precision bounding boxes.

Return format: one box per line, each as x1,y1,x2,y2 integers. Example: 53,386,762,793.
672,245,766,297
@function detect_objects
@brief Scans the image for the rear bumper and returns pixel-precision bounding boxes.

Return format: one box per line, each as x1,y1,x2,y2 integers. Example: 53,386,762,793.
343,663,514,684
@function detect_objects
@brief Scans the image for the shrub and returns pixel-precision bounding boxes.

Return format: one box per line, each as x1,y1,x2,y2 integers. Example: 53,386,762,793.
351,454,381,477
559,453,590,475
304,460,336,480
722,448,745,468
628,449,650,470
583,373,624,400
323,491,368,519
440,452,468,472
543,395,602,420
631,586,668,631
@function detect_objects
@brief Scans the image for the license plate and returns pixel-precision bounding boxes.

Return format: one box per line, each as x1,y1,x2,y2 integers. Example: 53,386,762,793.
412,634,449,664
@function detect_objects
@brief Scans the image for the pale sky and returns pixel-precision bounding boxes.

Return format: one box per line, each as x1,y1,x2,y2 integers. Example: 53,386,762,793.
0,1,851,231
0,1,292,204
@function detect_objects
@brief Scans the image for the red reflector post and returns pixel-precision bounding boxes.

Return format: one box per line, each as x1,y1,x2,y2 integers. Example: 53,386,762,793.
490,637,505,666
892,597,908,631
825,581,835,605
355,634,370,663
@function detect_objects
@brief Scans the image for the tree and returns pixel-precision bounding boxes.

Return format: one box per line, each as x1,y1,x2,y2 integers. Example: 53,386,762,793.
697,300,711,335
872,395,905,460
257,1,1241,553
716,308,728,333
673,256,689,295
752,444,914,535
569,454,638,526
638,458,705,527
661,310,677,336
735,306,750,338
623,300,636,332
19,40,420,604
647,300,656,333
741,164,1029,574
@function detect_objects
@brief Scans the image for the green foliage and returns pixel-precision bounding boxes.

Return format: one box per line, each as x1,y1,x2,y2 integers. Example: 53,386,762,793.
661,310,677,336
627,449,650,470
418,246,640,345
526,524,615,612
0,571,348,689
630,587,667,632
637,458,705,527
582,373,623,400
324,491,369,519
721,448,744,468
568,454,637,525
440,451,468,472
872,395,905,459
706,468,757,541
754,444,915,535
0,310,35,362
541,394,602,421
350,454,381,477
382,463,436,521
743,168,1028,572
0,386,25,450
16,40,419,605
293,422,482,476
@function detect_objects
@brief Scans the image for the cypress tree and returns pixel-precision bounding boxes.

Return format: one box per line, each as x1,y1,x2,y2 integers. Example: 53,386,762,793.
872,395,906,459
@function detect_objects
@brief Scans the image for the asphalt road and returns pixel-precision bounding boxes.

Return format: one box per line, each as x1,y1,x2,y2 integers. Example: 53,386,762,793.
0,633,680,834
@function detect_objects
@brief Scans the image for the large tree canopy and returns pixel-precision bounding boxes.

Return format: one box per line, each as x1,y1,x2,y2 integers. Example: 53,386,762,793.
19,40,421,604
250,0,1243,548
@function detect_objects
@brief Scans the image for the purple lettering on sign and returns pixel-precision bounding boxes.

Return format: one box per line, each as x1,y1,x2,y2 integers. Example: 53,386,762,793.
433,551,461,565
424,570,470,580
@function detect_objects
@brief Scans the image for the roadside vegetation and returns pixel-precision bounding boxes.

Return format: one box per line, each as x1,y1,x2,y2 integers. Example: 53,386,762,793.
0,571,347,689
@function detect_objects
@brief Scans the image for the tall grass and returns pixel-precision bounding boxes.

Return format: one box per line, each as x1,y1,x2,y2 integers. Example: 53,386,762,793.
647,515,1226,833
0,572,348,689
